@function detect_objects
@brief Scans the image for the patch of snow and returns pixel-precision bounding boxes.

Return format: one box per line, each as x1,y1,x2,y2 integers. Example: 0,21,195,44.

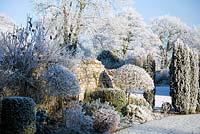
154,95,171,109
131,86,171,109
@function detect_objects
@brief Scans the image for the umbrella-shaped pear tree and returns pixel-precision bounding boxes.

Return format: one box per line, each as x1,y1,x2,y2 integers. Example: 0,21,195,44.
112,64,154,104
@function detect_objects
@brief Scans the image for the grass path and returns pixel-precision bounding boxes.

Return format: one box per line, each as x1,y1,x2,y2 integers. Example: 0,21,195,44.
116,114,200,134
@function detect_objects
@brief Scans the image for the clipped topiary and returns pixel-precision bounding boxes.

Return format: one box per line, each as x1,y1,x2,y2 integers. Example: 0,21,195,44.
98,70,113,88
36,109,49,134
93,108,120,133
97,50,124,69
90,88,127,111
1,96,36,134
111,64,154,104
43,64,80,98
112,64,154,92
42,64,80,120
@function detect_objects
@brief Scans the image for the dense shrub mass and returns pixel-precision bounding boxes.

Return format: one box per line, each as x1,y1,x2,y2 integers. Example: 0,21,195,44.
93,108,120,133
82,99,114,116
0,21,78,104
43,64,80,97
64,101,93,131
155,69,170,85
90,88,127,111
121,97,152,116
1,96,36,134
129,97,151,109
36,109,49,134
64,109,93,130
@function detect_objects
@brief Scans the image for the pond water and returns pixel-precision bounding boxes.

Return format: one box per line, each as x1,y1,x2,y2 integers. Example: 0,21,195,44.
131,86,170,96
156,86,170,96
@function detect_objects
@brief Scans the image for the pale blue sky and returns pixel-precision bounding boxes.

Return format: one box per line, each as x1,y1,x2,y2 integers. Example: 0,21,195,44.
134,0,200,26
0,0,200,26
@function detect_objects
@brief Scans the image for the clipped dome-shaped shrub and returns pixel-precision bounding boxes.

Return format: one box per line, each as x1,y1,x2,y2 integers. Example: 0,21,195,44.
113,64,154,92
1,96,36,134
43,64,80,97
90,88,127,112
97,50,124,69
93,108,120,133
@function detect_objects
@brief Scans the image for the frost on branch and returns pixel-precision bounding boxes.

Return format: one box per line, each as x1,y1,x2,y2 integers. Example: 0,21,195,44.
0,18,77,102
151,16,193,68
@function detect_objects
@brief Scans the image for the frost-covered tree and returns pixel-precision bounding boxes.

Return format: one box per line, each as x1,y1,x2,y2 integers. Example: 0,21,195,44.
34,0,90,53
92,8,160,59
197,54,200,111
189,51,199,113
170,39,199,114
34,0,134,55
117,8,160,60
169,39,191,114
192,27,200,52
151,16,193,68
112,64,154,103
143,54,156,108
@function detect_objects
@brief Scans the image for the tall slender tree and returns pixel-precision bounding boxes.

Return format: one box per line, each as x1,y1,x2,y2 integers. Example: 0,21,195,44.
169,39,191,114
143,54,156,109
197,54,200,111
189,51,199,113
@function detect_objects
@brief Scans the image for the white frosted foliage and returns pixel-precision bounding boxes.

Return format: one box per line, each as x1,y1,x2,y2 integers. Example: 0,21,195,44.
112,64,154,92
43,64,80,97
